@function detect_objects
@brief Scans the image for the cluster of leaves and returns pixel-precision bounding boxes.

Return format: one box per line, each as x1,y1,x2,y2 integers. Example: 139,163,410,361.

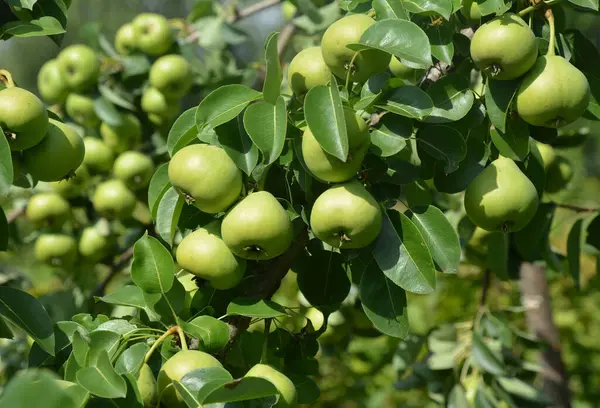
0,0,69,44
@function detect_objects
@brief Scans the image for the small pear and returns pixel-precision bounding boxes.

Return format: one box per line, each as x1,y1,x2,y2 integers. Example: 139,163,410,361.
245,364,297,408
137,363,158,408
464,157,539,232
221,191,293,260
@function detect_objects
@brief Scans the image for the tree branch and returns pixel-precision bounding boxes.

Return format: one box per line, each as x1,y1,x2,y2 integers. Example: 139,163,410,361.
234,0,281,21
555,203,599,213
90,246,135,299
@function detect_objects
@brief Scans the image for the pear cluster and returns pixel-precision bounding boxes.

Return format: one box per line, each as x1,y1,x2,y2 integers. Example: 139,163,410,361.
470,13,590,128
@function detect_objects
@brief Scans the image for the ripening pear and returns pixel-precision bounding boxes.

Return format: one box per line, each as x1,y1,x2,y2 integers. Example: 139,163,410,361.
464,157,539,232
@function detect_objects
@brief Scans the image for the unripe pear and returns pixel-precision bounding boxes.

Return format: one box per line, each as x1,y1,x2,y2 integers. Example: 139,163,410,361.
37,59,70,104
26,193,71,228
137,363,157,408
50,165,88,197
92,179,137,219
516,56,590,128
0,87,48,151
100,113,142,153
149,55,193,99
545,156,573,193
310,180,382,249
534,142,556,171
464,157,539,232
56,44,100,92
287,46,331,96
65,93,100,128
115,23,137,55
79,226,112,262
245,364,297,408
389,57,424,82
470,13,538,80
35,233,77,268
83,137,114,173
112,151,154,190
132,13,173,56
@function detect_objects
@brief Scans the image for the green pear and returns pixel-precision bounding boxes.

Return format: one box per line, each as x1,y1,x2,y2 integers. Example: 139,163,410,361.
56,44,100,92
302,106,370,182
26,193,71,228
534,142,556,171
149,55,193,99
92,179,137,219
37,59,70,104
0,87,48,151
545,156,573,193
221,191,293,260
176,221,246,290
464,157,539,232
35,233,77,268
115,23,137,55
113,151,154,190
23,119,85,182
389,57,424,82
78,226,112,262
65,93,100,128
157,351,222,408
99,113,142,153
470,13,538,80
287,46,331,96
168,144,242,213
516,56,590,128
141,87,180,125
137,363,158,408
83,137,114,173
321,14,391,83
245,364,297,408
310,180,382,249
50,165,88,198
132,13,173,56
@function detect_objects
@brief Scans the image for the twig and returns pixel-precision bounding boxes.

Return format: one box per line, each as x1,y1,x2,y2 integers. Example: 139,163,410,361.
90,246,135,298
277,21,296,57
234,0,281,21
0,69,15,88
555,203,599,213
6,206,26,224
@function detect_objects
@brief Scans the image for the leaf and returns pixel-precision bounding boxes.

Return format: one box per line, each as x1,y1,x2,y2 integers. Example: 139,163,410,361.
476,0,512,15
369,114,411,157
490,117,530,161
148,163,171,220
263,32,282,105
178,316,230,353
243,98,287,165
514,204,555,262
407,206,461,273
98,84,136,111
0,127,12,198
360,262,409,338
471,332,506,375
373,0,409,20
355,72,389,110
0,208,7,251
357,19,432,69
567,0,598,10
156,187,185,246
131,233,175,294
7,0,38,10
424,74,474,123
0,287,55,355
120,56,151,78
1,16,65,37
227,298,288,318
567,218,583,289
427,25,454,65
196,85,262,129
303,77,348,161
86,330,121,365
115,342,149,375
403,0,452,19
98,285,146,309
202,377,279,404
93,97,122,127
174,367,233,405
76,350,127,399
0,370,78,408
214,114,259,176
372,210,436,294
448,384,470,408
167,107,198,156
484,78,520,133
376,86,434,119
497,377,552,404
289,374,320,404
96,320,136,336
295,250,351,309
586,214,600,252
417,124,466,173
486,232,509,281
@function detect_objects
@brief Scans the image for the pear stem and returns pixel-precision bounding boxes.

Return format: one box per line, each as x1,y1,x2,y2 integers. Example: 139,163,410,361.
0,70,15,88
144,326,178,363
177,326,189,351
518,5,538,16
345,52,360,91
545,8,556,57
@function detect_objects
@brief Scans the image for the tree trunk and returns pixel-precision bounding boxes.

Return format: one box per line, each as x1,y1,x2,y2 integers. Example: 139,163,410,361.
519,262,571,408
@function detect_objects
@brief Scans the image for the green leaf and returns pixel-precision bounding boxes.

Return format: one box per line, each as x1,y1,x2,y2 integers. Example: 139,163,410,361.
484,78,520,133
0,127,12,198
376,86,433,119
289,374,320,404
72,331,89,367
0,287,55,355
0,208,7,251
357,19,432,69
98,84,136,111
131,233,175,295
93,97,122,127
403,0,452,19
497,377,552,404
263,32,282,105
148,163,171,220
567,0,598,10
143,280,185,324
86,330,121,365
304,77,348,161
486,232,509,280
514,204,555,262
295,250,351,309
196,85,262,129
586,214,600,252
407,206,461,273
0,316,12,339
96,320,136,336
7,0,38,10
0,370,78,408
490,117,530,161
243,98,287,165
427,25,454,65
227,298,288,318
425,74,474,123
369,114,411,157
167,108,198,157
156,187,185,246
355,72,389,110
360,262,409,338
202,377,279,404
214,113,258,176
174,367,233,405
76,350,127,398
448,384,470,408
1,16,65,37
373,0,409,20
98,285,146,309
120,55,151,78
178,316,230,353
115,342,148,375
476,0,512,15
372,210,436,294
567,218,583,288
296,0,322,22
471,332,506,375
417,124,466,173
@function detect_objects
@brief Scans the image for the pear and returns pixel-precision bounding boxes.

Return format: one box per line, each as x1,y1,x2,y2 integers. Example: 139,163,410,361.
534,142,556,171
464,157,539,232
310,180,382,249
545,156,573,193
221,191,293,260
137,363,158,408
516,56,590,128
245,364,297,408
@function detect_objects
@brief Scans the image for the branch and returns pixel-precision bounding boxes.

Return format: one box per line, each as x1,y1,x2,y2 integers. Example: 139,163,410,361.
555,203,599,213
277,21,296,57
6,206,26,224
234,0,281,21
90,246,134,298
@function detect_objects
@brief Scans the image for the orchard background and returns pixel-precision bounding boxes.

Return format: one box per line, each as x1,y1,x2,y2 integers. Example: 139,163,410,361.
1,0,600,407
